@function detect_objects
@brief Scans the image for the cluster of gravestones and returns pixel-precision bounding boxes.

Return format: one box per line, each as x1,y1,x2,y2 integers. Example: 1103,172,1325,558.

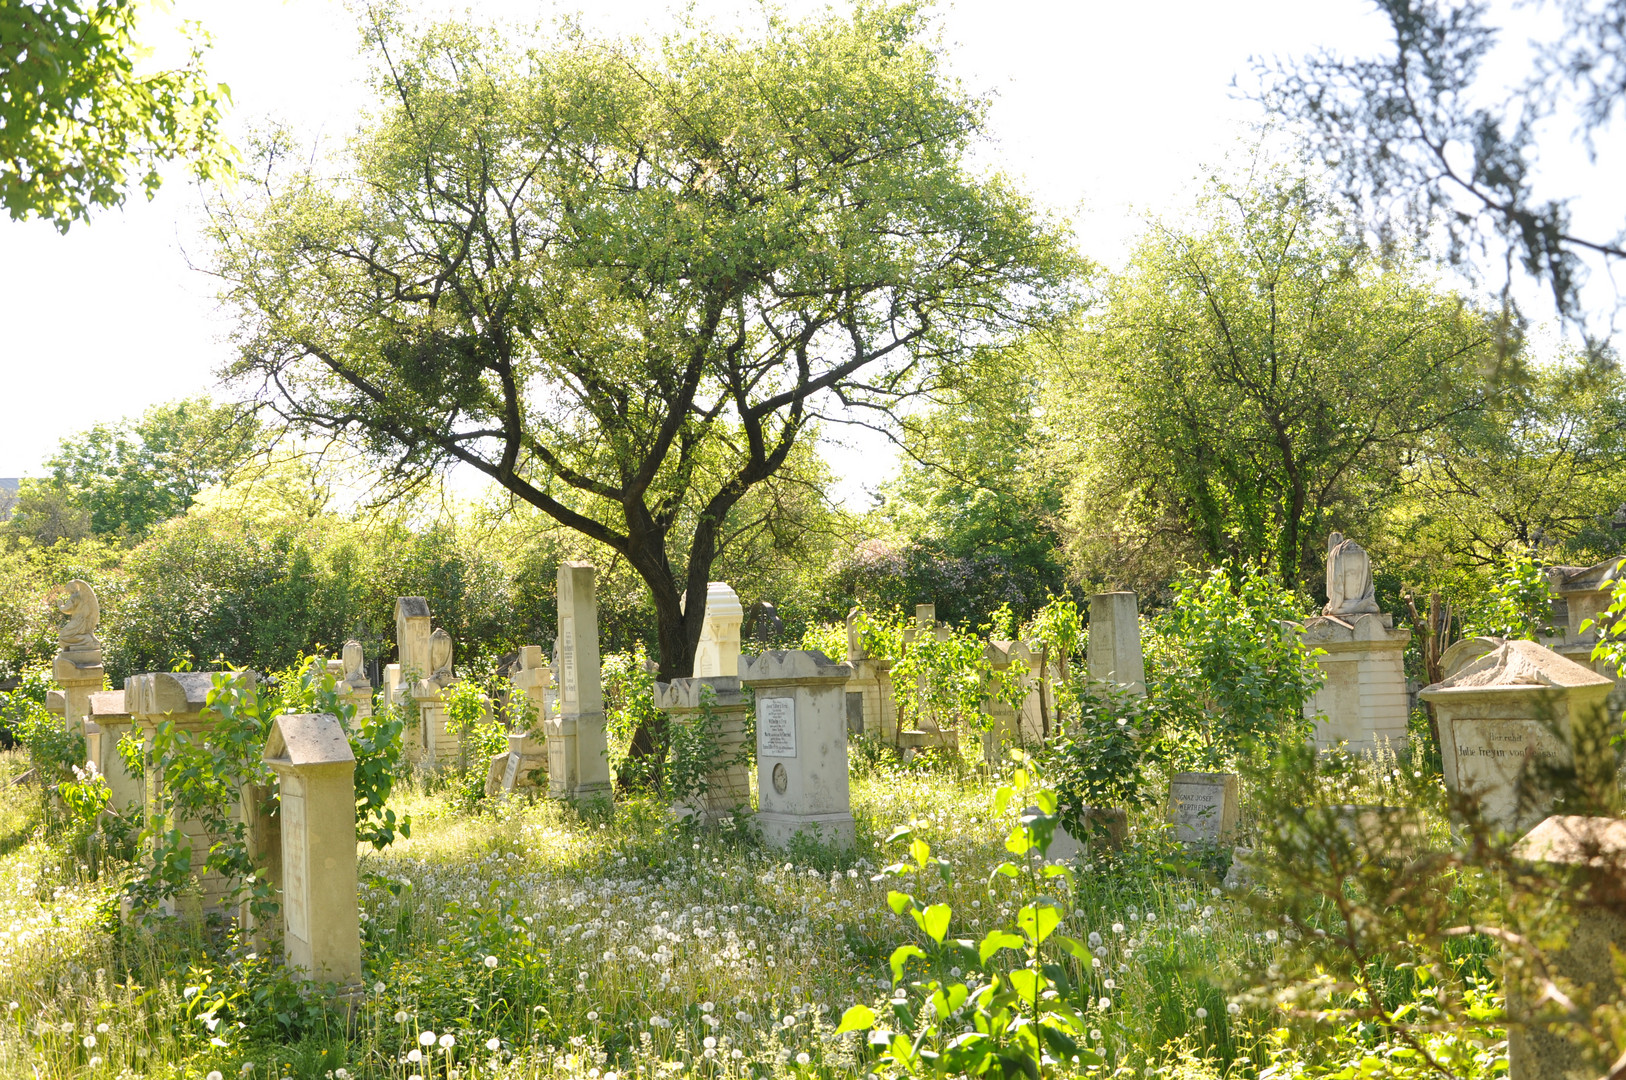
36,542,1626,1068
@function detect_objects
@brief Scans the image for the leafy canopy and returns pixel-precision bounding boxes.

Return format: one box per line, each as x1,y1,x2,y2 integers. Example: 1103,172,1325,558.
211,3,1079,680
0,0,229,227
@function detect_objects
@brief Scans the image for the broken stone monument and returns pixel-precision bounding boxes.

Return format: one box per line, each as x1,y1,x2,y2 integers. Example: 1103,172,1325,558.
50,579,103,737
337,639,372,720
263,712,362,990
486,645,552,798
652,675,752,822
1087,592,1145,696
740,650,855,849
1299,534,1412,755
1420,640,1617,834
547,562,613,803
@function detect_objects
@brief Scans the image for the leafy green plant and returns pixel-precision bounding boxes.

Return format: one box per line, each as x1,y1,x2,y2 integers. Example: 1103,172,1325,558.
1046,683,1161,822
838,762,1100,1077
1462,550,1555,641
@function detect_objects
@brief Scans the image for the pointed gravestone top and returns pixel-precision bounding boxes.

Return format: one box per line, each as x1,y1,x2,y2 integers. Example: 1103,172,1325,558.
1513,814,1626,873
395,596,432,619
1422,639,1612,694
263,712,354,767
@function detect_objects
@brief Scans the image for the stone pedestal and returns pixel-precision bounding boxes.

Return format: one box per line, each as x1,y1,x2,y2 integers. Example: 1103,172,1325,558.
263,713,362,989
548,562,612,803
740,650,855,849
52,654,103,739
1087,592,1145,695
126,670,260,916
1300,613,1412,755
1421,641,1617,834
654,676,751,821
1508,815,1626,1080
692,582,744,678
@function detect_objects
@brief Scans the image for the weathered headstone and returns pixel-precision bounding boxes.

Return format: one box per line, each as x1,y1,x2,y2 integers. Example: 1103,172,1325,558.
652,676,752,822
1439,635,1503,679
842,608,898,741
411,626,460,768
395,598,432,676
1167,772,1239,844
1545,557,1626,722
981,640,1048,765
50,579,103,737
125,670,262,916
337,639,372,720
263,712,362,989
1300,534,1411,755
1087,591,1145,695
547,562,613,803
740,650,855,849
690,582,745,678
1420,640,1617,833
85,689,141,813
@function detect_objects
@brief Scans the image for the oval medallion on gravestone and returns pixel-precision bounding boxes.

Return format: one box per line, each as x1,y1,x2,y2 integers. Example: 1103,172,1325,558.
772,762,788,795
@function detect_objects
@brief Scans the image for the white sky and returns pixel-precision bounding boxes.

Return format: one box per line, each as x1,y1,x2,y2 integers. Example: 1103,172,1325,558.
0,0,1516,501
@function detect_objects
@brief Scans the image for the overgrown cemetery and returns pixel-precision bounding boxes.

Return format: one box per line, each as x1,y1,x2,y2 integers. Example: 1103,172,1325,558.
6,1,1626,1078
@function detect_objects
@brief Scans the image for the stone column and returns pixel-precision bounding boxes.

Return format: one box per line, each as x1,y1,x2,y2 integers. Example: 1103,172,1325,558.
1087,592,1145,695
692,582,745,678
740,650,855,849
125,670,261,916
1420,640,1617,834
263,712,362,989
653,675,752,822
547,562,612,803
1300,613,1413,755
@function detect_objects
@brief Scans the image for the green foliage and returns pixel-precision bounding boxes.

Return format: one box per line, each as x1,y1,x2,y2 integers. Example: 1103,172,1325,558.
27,397,260,539
892,618,998,735
666,684,746,811
0,664,85,781
1460,550,1556,641
1047,169,1501,594
602,645,662,789
1047,684,1162,816
1150,566,1323,771
212,3,1079,682
0,0,229,226
846,762,1099,1077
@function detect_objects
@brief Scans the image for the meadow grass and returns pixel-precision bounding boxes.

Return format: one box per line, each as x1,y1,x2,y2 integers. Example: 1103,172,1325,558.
0,749,1502,1079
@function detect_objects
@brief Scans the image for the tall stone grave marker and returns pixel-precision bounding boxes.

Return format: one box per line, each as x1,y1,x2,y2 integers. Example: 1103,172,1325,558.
740,650,855,849
1167,772,1240,844
548,562,613,803
1300,534,1412,755
50,579,103,736
1087,592,1146,695
652,675,752,822
411,627,460,767
692,582,745,678
1421,640,1616,833
263,712,362,989
395,597,433,678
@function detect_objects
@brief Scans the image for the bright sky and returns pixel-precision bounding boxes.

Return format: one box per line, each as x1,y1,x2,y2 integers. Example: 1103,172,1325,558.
0,0,1402,496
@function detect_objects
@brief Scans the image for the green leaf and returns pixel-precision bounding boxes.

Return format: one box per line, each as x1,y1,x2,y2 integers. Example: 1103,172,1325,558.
1004,826,1034,856
885,825,914,845
1007,967,1041,1001
833,1004,875,1035
1053,934,1091,962
890,944,926,983
887,890,915,916
910,837,932,868
979,930,1024,964
994,785,1013,817
1017,903,1061,945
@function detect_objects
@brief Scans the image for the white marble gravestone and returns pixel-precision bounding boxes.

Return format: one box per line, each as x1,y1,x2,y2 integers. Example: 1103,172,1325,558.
548,562,613,803
1300,534,1411,755
1167,772,1239,844
740,650,855,849
1421,640,1616,833
1087,592,1145,695
691,582,745,678
263,712,362,989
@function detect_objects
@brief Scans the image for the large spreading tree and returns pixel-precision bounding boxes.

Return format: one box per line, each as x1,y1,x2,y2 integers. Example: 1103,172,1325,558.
210,6,1077,699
